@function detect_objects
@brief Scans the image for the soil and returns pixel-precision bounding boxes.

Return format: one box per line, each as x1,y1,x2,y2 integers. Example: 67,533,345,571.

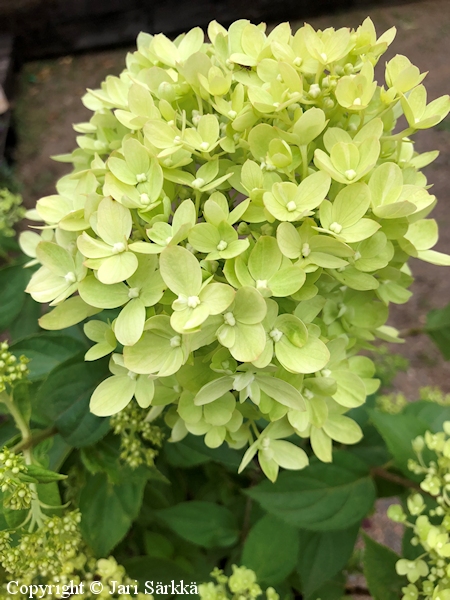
9,0,450,595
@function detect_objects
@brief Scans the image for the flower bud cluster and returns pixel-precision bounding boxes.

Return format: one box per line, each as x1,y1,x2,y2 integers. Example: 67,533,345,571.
0,511,82,581
377,387,450,415
0,545,147,599
376,392,408,415
0,448,32,511
419,387,450,407
0,188,25,238
388,422,450,599
199,566,278,600
110,404,164,469
0,341,29,391
21,19,450,480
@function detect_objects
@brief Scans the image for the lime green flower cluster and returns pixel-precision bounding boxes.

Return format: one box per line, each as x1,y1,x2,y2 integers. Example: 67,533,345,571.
0,188,24,238
69,556,146,600
377,387,450,415
0,547,146,599
420,388,450,407
376,391,408,414
0,447,33,511
21,19,450,479
110,403,164,468
199,566,278,600
0,511,82,580
0,342,29,392
388,422,450,600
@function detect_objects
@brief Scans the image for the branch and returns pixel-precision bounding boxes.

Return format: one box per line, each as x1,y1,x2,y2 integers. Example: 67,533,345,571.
11,426,58,453
371,466,423,493
345,586,371,596
399,326,424,338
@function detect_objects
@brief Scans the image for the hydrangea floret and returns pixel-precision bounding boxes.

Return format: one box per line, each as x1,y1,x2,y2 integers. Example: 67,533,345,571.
21,18,450,480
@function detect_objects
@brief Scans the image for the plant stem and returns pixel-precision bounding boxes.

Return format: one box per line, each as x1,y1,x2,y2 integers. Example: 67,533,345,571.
195,190,202,218
240,496,253,543
12,426,58,453
371,466,423,493
0,391,45,529
345,586,371,596
1,392,30,445
381,127,414,142
300,145,309,180
250,421,260,440
399,326,424,337
132,211,148,241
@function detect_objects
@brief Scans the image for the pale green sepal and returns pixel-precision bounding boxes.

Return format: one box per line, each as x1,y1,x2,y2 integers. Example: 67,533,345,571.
115,298,146,346
39,296,101,330
90,375,135,417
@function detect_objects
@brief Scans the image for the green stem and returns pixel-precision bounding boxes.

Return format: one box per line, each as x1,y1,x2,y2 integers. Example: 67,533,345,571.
132,211,148,241
1,392,30,444
0,391,45,529
12,426,58,453
371,466,424,493
399,326,424,338
194,190,202,218
250,421,260,440
381,127,415,142
300,145,309,180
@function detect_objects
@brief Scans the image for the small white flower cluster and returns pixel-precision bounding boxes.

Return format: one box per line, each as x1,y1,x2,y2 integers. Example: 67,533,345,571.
198,566,278,600
0,342,29,392
0,447,32,511
388,422,450,600
110,404,164,468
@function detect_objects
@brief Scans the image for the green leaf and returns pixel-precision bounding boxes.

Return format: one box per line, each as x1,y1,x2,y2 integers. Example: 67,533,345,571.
241,514,299,585
426,302,450,359
124,557,195,599
80,468,147,556
156,501,239,547
304,573,346,600
363,534,404,600
164,434,242,469
0,263,31,331
369,404,450,477
37,355,110,447
297,525,359,596
9,294,41,342
246,451,376,531
11,333,86,381
26,464,67,483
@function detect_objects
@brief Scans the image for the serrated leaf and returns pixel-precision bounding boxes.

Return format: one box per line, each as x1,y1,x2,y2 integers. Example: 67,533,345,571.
246,451,376,530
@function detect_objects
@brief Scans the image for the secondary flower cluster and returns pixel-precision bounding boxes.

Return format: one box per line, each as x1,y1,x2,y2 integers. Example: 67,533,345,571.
0,342,29,392
199,566,278,600
0,543,147,599
110,403,164,468
21,19,450,479
0,511,82,581
0,447,33,511
376,387,450,415
0,188,24,238
388,423,450,600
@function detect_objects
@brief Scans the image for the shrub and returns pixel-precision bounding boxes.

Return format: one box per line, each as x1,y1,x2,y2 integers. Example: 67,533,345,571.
0,15,448,599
